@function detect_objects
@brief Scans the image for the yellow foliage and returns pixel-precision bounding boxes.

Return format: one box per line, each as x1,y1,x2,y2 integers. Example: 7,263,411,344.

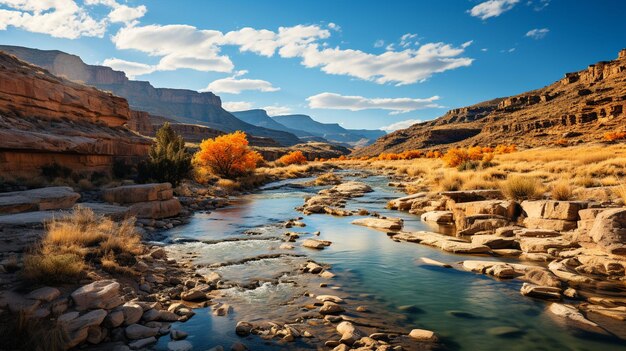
277,151,308,166
604,131,626,141
193,131,263,179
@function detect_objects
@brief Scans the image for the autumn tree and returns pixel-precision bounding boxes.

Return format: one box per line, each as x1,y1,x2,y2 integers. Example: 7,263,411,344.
138,122,191,185
193,131,263,179
276,150,308,166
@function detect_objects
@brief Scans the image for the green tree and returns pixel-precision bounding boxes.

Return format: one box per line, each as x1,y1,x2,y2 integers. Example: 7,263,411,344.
138,123,191,186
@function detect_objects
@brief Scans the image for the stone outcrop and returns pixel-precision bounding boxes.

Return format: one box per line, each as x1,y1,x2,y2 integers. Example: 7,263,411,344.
353,49,626,157
0,51,151,178
103,183,181,219
589,208,626,255
521,200,587,232
0,45,302,146
0,186,79,214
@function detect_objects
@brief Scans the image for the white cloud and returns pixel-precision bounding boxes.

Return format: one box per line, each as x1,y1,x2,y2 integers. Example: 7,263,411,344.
101,57,154,78
469,0,519,20
222,101,253,111
221,101,291,116
0,0,146,39
380,119,422,132
300,41,473,85
307,92,441,115
107,4,146,23
525,28,549,39
327,22,340,31
111,22,472,85
529,0,550,11
263,105,292,116
203,70,279,94
374,39,385,48
400,33,418,48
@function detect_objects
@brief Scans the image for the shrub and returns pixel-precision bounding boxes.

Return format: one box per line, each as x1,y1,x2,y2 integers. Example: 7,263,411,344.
439,174,464,191
604,131,626,141
138,123,192,186
277,151,308,166
500,175,544,200
193,131,263,179
551,180,573,200
23,207,142,284
315,172,342,186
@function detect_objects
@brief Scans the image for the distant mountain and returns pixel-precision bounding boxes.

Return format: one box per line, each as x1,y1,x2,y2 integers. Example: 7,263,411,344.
353,49,626,157
272,114,383,146
0,45,300,146
232,109,315,138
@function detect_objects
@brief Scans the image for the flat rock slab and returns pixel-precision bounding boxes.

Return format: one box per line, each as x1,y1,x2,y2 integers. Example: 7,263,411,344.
128,198,182,219
420,211,454,223
0,186,80,214
0,210,63,226
352,217,403,230
103,183,173,204
76,203,130,220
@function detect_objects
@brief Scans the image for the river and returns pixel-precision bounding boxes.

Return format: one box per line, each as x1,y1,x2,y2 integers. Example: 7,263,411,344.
155,172,625,350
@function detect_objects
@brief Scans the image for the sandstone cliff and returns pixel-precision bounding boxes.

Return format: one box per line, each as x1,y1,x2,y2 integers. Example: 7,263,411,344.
0,45,301,146
353,49,626,157
0,52,150,178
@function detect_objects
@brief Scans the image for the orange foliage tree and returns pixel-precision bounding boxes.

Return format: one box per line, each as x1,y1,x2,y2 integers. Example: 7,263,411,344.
276,150,308,166
192,131,263,179
604,131,626,141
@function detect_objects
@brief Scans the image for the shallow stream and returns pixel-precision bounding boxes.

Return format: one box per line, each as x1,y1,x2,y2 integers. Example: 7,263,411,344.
155,173,625,350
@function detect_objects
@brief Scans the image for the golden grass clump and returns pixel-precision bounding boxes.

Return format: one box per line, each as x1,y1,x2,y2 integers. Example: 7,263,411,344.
315,172,342,186
550,180,574,200
614,182,626,204
500,175,544,200
438,174,464,191
23,206,142,284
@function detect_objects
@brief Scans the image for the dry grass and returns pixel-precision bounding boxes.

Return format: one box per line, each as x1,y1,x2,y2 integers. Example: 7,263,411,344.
614,182,626,204
216,178,241,193
23,207,142,283
315,172,342,186
500,175,544,200
550,180,574,200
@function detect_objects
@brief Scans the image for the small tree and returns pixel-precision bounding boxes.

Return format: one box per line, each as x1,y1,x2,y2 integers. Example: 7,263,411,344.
193,131,263,179
276,150,308,166
138,123,191,186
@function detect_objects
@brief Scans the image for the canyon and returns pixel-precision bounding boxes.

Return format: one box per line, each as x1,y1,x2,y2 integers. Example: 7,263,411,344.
354,49,626,157
0,51,150,179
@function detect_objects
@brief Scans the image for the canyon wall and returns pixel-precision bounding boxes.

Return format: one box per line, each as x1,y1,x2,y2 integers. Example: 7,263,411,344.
0,52,150,178
354,49,626,157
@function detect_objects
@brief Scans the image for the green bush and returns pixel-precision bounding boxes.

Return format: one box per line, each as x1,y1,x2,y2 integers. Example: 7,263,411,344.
138,123,191,186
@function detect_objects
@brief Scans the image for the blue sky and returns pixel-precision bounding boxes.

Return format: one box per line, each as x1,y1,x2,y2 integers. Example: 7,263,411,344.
1,0,625,131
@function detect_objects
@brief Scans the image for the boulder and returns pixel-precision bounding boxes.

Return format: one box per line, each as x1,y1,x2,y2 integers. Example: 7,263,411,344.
26,286,60,302
235,321,253,336
408,329,438,342
316,295,344,304
519,236,575,253
471,235,519,249
548,303,608,335
523,268,561,288
331,182,373,196
0,186,80,214
520,283,561,300
523,218,577,232
521,201,588,221
119,302,144,325
71,280,123,311
453,200,518,219
103,183,173,204
336,321,364,345
420,211,453,223
302,239,332,249
351,217,403,230
589,208,626,255
319,301,345,315
128,337,157,350
128,198,182,219
61,309,107,335
456,214,509,235
387,193,427,211
125,323,159,339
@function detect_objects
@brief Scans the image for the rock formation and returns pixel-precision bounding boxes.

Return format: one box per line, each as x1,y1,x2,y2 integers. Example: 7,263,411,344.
353,49,626,156
0,51,150,178
0,45,301,146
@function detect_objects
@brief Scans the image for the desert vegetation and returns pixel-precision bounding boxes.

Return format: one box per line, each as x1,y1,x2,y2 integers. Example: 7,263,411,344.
276,150,308,166
138,122,192,186
193,130,263,180
23,207,142,284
